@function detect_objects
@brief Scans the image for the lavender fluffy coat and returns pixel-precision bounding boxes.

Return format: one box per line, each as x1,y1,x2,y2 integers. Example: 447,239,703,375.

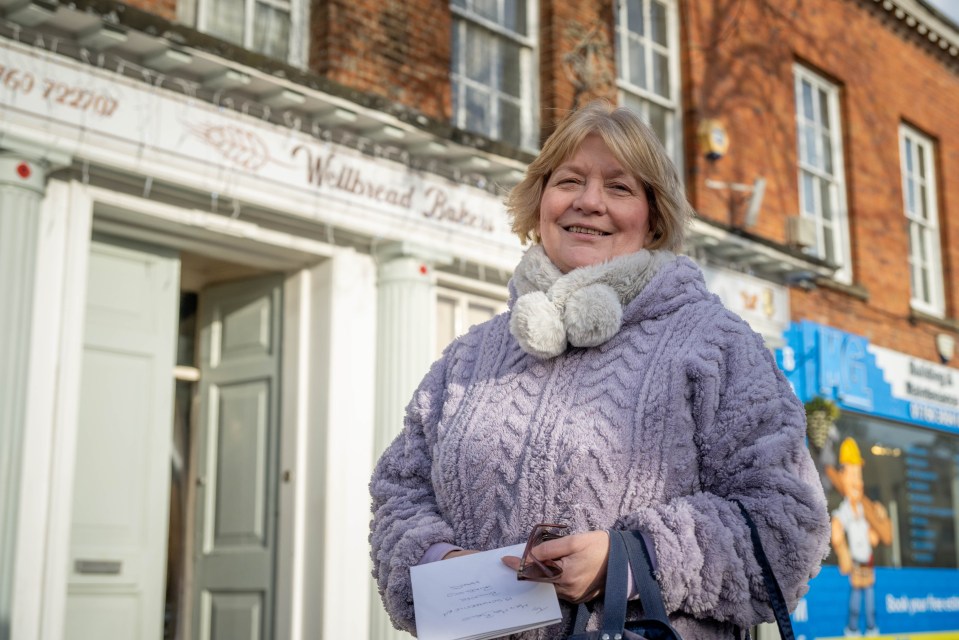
369,250,829,639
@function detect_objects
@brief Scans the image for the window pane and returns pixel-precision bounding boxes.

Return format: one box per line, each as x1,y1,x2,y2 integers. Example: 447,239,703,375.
206,0,245,46
920,185,929,221
627,0,644,34
466,86,492,135
504,0,527,34
906,179,916,216
466,28,493,84
651,0,668,45
648,101,668,145
501,40,521,97
818,87,830,129
467,302,497,327
804,125,818,166
918,143,926,178
451,22,463,73
629,39,647,87
917,227,928,261
802,80,814,120
905,138,914,173
820,180,833,221
823,223,835,263
653,51,669,97
499,99,521,145
802,172,815,215
472,0,498,23
622,93,645,119
451,0,466,7
909,246,920,294
920,265,931,303
253,3,290,59
436,296,457,358
821,132,833,175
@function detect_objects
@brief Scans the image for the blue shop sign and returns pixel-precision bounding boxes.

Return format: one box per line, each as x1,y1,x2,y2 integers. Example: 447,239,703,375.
778,321,959,435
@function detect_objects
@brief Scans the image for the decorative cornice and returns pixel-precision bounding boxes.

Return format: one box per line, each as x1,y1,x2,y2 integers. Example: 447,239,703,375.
868,0,959,68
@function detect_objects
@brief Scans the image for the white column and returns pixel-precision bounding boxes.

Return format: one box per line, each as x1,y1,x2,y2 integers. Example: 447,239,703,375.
0,151,65,639
369,241,450,640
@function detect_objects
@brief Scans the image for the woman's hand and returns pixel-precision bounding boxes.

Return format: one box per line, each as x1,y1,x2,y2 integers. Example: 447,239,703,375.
501,530,610,603
443,549,479,560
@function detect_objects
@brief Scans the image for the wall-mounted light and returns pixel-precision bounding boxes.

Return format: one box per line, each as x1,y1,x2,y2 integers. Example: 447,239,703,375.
698,118,729,161
936,333,955,364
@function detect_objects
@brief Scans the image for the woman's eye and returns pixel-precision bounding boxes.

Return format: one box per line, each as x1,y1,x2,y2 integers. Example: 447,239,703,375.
609,183,631,192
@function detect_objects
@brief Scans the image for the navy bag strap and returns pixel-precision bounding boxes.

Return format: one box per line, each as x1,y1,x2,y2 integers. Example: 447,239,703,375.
619,530,671,625
570,530,679,638
732,499,796,640
571,529,630,635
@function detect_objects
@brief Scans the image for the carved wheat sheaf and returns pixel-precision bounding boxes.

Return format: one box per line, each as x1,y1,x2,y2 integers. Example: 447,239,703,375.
187,122,271,172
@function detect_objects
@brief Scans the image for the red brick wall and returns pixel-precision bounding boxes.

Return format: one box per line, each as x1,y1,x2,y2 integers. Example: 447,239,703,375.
538,0,618,136
126,0,176,21
682,0,959,362
310,0,452,120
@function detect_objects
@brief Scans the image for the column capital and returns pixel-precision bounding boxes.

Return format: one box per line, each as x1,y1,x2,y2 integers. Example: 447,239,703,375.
0,148,71,195
372,240,452,267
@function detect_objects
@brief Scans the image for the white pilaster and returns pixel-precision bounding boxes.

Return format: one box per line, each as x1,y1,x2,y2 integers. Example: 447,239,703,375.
12,180,92,640
0,151,65,639
369,241,450,640
277,250,378,640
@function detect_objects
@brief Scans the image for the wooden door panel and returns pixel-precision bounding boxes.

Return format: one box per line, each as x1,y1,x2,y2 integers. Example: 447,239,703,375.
193,276,281,640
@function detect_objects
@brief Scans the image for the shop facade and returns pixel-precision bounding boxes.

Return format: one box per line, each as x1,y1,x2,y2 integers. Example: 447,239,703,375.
1,28,523,640
0,27,806,637
780,321,959,638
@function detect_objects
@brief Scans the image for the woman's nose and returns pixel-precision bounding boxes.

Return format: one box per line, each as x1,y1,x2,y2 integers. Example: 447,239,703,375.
573,179,605,214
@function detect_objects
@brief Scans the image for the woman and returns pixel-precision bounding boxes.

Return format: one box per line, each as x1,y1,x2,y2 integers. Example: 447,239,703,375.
369,101,829,638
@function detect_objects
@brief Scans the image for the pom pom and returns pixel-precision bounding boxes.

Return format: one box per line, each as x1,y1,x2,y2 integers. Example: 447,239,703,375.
564,284,622,348
510,291,567,358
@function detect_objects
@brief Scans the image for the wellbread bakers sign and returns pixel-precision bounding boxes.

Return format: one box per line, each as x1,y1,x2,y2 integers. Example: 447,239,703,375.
0,38,512,246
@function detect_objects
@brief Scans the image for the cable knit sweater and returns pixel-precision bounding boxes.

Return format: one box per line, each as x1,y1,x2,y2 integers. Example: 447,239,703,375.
369,248,829,639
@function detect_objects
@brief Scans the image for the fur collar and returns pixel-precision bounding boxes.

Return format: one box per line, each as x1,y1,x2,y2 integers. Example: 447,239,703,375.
509,244,675,359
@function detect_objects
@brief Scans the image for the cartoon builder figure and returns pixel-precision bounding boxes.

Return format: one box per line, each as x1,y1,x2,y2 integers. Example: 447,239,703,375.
830,437,893,637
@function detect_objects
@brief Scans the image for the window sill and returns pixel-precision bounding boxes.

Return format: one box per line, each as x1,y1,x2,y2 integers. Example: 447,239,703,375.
909,309,959,332
812,277,869,301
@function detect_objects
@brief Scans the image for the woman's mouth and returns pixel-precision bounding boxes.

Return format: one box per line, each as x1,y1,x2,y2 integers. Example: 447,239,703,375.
564,225,610,236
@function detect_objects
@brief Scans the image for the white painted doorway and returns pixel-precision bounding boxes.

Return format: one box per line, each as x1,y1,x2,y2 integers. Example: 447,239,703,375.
66,238,284,640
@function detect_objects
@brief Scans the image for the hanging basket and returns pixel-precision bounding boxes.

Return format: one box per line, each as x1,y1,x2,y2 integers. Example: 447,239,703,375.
804,397,840,450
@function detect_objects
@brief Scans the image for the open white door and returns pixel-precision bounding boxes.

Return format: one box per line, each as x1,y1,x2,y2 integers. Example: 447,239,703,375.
192,276,282,640
65,237,180,639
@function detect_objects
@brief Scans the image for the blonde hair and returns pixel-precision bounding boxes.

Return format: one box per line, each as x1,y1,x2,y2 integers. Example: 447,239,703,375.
506,101,693,252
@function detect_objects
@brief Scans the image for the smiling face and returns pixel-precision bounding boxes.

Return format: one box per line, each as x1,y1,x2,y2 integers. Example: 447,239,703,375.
538,134,653,273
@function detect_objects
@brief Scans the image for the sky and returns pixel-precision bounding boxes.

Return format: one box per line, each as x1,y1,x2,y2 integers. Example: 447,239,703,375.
924,0,959,27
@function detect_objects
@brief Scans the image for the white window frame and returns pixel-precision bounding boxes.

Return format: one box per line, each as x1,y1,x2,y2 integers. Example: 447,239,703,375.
435,279,508,358
450,0,538,151
192,0,308,67
900,124,944,316
615,0,683,165
794,64,851,283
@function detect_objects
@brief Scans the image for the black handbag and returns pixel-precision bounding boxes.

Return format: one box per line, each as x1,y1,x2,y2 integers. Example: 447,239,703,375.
567,529,683,640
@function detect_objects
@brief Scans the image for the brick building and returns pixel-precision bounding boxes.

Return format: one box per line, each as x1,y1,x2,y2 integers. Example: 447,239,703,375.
1,0,958,638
